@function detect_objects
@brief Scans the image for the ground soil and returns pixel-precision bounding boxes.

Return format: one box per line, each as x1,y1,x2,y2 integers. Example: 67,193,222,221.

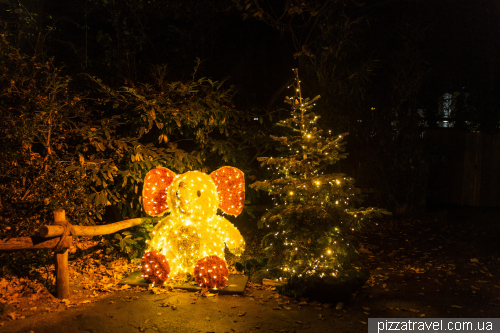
1,206,499,333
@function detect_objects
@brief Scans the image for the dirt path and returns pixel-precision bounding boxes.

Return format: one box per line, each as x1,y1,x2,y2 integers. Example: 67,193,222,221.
355,207,500,320
1,207,498,333
1,285,367,333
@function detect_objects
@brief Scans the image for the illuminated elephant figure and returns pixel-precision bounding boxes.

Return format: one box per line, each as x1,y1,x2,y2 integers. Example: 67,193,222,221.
140,166,245,288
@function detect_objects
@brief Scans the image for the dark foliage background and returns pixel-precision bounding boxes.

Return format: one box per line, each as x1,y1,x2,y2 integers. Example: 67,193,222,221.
1,0,499,279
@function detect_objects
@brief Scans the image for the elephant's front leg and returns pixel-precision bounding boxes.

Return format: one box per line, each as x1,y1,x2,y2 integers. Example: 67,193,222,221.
199,226,226,259
213,217,245,256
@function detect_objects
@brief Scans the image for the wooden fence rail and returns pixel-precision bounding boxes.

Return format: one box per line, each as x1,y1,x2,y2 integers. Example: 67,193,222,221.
0,236,72,250
0,209,155,299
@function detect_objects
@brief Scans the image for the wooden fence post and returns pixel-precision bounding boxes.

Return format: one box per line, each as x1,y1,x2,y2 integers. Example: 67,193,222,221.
53,209,70,299
1,211,155,299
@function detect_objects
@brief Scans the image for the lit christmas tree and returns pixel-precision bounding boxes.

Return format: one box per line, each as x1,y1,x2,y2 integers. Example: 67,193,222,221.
250,69,389,297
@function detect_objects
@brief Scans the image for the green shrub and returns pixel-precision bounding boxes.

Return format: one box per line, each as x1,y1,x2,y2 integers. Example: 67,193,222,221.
0,29,273,275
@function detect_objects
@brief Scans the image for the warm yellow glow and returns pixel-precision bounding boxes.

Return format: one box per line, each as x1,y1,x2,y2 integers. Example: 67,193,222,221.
142,167,246,280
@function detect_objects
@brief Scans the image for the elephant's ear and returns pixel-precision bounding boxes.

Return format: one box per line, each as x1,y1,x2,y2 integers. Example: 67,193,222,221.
211,166,245,216
143,167,176,216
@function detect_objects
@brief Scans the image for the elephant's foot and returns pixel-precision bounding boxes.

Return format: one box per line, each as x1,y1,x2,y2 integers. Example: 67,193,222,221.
193,255,229,289
141,250,171,285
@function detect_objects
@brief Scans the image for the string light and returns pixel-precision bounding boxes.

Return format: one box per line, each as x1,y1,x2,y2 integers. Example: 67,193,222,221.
193,255,229,288
140,250,170,284
249,67,391,283
142,166,245,282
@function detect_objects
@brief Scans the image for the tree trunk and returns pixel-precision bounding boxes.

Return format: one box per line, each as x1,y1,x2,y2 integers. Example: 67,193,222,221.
34,0,46,61
117,4,124,78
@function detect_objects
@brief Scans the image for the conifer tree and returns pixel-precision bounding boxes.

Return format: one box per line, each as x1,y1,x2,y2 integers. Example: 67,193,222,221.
251,69,389,282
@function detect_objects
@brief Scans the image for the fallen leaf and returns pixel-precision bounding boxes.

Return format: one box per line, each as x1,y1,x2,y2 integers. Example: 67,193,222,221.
238,311,246,316
7,313,17,320
296,321,302,324
362,306,370,311
335,302,344,310
451,305,462,308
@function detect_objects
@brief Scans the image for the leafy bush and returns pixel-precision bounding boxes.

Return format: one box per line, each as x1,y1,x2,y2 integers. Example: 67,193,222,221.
0,32,106,238
112,222,154,260
69,60,245,220
0,29,269,273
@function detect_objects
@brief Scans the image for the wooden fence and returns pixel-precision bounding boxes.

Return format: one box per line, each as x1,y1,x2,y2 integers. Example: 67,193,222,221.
0,209,151,299
426,130,500,207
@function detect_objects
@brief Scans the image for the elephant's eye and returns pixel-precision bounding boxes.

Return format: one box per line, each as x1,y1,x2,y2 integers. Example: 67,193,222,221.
197,190,201,197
